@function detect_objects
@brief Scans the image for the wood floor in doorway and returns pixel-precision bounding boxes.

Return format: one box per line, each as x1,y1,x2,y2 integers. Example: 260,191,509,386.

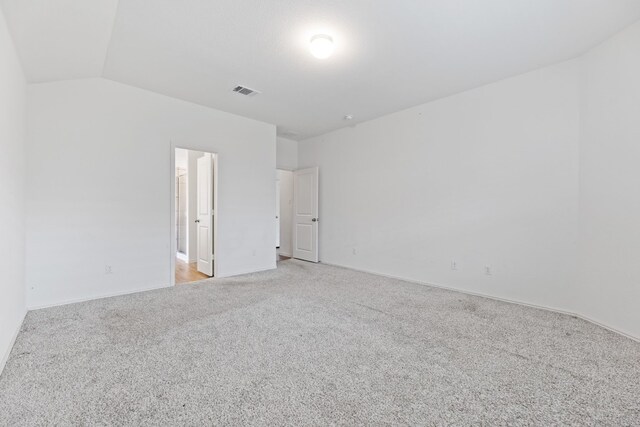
175,257,209,284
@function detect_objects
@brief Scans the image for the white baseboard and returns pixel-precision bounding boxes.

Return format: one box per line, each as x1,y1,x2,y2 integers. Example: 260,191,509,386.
176,252,188,262
27,283,172,311
277,251,292,257
0,310,26,377
27,263,278,311
574,313,640,343
219,265,277,278
320,261,640,343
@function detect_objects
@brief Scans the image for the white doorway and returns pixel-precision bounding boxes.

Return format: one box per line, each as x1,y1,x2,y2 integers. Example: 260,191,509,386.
292,167,319,263
276,178,281,248
276,169,293,259
172,148,218,284
175,154,188,262
196,153,215,276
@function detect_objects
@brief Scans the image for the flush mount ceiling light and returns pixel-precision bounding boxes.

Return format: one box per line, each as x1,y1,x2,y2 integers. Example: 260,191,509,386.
309,34,334,59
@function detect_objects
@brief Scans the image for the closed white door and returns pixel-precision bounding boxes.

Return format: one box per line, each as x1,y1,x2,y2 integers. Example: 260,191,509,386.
293,167,319,262
196,154,214,276
276,179,281,247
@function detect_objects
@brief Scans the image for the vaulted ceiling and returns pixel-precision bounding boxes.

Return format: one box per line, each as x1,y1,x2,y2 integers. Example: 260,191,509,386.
3,0,640,139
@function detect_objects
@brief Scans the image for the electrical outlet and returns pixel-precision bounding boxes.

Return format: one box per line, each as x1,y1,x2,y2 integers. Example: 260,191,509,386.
352,248,357,255
484,265,492,276
451,260,457,270
105,265,113,274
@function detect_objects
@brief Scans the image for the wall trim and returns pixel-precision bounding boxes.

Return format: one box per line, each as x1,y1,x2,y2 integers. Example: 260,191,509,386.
575,314,640,344
26,264,277,311
27,283,172,311
0,310,26,377
219,265,276,278
321,261,640,343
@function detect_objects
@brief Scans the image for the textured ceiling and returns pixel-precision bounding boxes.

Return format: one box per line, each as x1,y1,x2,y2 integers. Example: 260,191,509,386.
3,0,640,139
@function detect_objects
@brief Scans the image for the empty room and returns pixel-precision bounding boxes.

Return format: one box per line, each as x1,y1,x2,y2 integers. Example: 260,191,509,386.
1,1,639,425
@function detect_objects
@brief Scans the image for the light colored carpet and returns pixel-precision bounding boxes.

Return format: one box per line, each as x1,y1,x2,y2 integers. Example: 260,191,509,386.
1,260,639,425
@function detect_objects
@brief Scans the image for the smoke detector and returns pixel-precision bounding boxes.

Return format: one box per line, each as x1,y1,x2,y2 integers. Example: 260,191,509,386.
280,130,299,138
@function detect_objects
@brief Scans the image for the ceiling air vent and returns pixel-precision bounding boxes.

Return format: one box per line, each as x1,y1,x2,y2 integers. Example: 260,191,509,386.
233,85,260,97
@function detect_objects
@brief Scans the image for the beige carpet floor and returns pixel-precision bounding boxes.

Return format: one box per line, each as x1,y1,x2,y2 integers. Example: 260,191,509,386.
1,260,639,425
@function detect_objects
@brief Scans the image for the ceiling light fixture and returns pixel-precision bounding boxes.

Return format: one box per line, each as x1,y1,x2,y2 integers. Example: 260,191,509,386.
309,34,334,59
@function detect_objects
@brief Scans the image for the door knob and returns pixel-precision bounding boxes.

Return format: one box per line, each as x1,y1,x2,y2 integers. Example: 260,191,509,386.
312,218,317,222
195,219,200,223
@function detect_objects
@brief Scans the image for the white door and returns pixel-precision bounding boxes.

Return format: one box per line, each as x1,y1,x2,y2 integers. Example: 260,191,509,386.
196,154,214,276
293,167,319,262
276,179,281,248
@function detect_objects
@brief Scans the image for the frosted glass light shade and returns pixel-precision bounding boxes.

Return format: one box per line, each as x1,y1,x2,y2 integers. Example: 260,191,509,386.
310,34,334,59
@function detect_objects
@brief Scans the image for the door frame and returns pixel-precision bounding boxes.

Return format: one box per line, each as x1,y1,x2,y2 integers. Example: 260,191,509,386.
170,144,219,285
275,177,281,248
276,169,294,258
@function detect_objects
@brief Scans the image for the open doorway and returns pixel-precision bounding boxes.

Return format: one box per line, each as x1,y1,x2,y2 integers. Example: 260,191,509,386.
276,169,293,262
276,167,320,264
173,148,218,284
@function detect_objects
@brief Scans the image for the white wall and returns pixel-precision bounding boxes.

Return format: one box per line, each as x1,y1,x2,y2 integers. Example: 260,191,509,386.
0,6,27,372
276,137,298,170
277,169,294,257
26,78,276,309
299,59,581,313
578,21,640,339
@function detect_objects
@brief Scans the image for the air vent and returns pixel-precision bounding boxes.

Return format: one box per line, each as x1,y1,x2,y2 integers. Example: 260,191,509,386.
233,85,260,96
